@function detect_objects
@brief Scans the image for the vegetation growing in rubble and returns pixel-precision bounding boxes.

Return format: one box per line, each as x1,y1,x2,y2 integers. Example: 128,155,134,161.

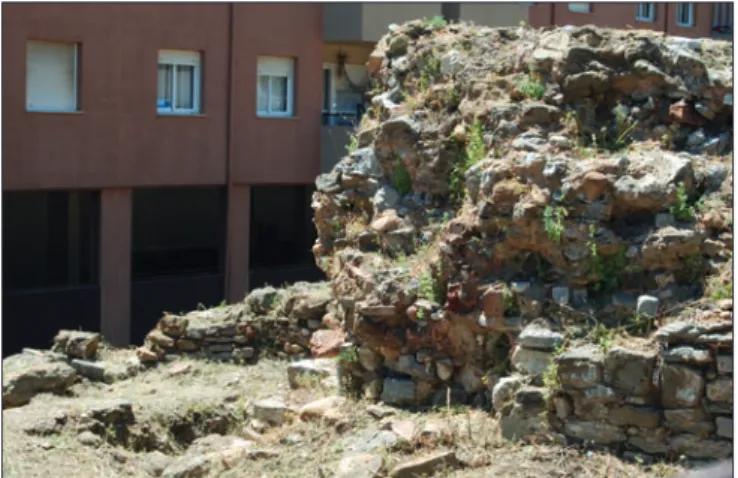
418,48,441,91
516,74,545,100
417,268,444,304
392,155,413,196
606,105,639,151
424,15,447,28
449,118,486,204
542,342,566,390
670,182,697,222
683,252,705,284
591,323,616,352
626,314,654,337
707,275,733,300
543,205,567,244
502,284,519,316
588,225,627,292
346,134,359,154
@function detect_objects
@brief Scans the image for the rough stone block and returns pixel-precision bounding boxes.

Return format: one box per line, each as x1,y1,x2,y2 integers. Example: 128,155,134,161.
287,358,336,389
608,406,661,429
716,355,733,375
664,408,715,435
660,364,705,408
253,398,290,426
380,378,416,406
636,295,660,318
628,428,669,455
604,346,657,397
669,434,733,460
715,417,733,439
558,345,604,389
706,378,733,404
564,419,627,444
662,346,713,365
518,323,564,351
511,346,553,375
572,385,618,421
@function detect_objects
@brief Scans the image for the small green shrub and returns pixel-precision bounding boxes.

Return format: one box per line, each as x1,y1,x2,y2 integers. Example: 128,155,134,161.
502,284,519,316
517,74,545,100
626,313,654,337
424,15,447,28
610,105,639,151
589,227,627,292
339,345,359,365
392,155,413,196
543,205,567,243
707,276,733,300
591,323,615,352
418,50,441,91
346,135,358,154
670,183,696,222
417,269,443,303
542,343,565,390
449,118,487,204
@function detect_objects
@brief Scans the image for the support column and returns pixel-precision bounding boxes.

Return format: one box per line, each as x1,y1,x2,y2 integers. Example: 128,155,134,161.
225,184,251,303
100,188,132,347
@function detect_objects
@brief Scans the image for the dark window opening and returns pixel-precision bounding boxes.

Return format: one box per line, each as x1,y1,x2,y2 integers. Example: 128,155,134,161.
130,187,226,344
131,187,226,280
3,190,99,291
250,185,316,268
249,185,324,289
3,190,101,356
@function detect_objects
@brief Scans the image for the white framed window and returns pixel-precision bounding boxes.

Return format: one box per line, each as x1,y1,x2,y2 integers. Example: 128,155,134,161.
26,41,79,113
568,3,590,13
636,3,655,22
257,56,295,118
676,3,695,27
157,50,202,115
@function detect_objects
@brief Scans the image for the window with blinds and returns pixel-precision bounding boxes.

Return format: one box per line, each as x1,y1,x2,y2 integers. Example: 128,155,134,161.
157,50,202,114
568,3,590,13
676,3,695,27
26,41,78,112
636,3,655,22
257,57,295,117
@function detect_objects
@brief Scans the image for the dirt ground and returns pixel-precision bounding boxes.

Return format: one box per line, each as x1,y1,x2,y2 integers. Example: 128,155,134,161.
2,355,690,478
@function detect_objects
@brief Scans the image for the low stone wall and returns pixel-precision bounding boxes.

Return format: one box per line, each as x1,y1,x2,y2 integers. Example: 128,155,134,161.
135,283,344,364
491,304,733,462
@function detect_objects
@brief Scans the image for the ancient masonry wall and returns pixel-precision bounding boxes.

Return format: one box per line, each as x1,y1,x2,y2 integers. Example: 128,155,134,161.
135,284,343,364
494,307,733,462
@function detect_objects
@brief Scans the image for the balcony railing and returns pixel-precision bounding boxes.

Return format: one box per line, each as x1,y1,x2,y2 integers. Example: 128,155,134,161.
321,109,365,127
712,3,733,38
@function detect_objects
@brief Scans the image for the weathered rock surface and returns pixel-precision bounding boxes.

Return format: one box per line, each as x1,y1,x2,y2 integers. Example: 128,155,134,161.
3,351,77,408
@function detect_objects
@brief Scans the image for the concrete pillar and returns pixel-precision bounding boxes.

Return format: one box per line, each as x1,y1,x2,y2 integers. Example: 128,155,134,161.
225,184,251,303
100,188,132,347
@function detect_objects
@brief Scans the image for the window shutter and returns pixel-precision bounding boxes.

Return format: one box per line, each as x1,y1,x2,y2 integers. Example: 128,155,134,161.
26,41,77,111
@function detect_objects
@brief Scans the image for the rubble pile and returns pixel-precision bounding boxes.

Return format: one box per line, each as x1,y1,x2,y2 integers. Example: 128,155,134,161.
312,21,733,455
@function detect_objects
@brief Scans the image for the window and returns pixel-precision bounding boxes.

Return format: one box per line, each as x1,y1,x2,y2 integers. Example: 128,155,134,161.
257,56,294,117
26,41,78,112
157,50,201,114
568,3,590,13
636,3,655,22
676,3,695,27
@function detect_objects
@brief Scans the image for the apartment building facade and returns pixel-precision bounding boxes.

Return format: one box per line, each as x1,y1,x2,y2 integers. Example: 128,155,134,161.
529,2,733,39
2,3,530,355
